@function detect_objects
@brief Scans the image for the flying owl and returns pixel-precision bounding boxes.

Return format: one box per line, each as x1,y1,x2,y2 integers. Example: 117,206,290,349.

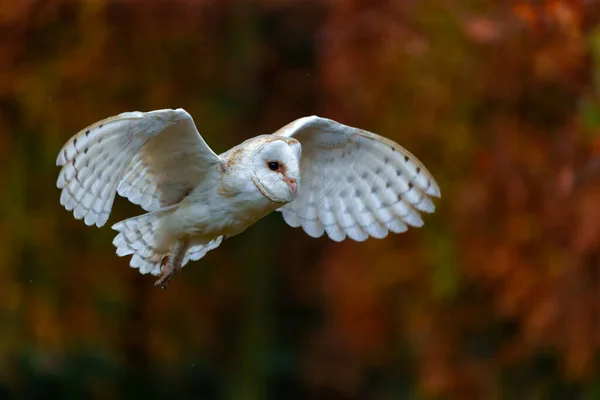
56,109,440,288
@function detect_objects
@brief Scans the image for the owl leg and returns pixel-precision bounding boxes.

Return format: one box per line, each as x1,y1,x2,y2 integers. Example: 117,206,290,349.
154,239,189,289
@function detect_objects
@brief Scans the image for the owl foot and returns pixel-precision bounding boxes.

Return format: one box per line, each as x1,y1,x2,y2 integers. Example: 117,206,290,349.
153,239,189,289
154,256,180,289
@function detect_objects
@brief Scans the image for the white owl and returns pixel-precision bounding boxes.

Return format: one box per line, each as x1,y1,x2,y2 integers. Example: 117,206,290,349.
56,109,440,288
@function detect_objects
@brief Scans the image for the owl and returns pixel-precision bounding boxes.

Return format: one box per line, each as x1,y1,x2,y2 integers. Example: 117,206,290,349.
56,109,440,288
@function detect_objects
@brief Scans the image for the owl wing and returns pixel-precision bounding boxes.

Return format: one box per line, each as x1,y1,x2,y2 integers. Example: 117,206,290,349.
273,116,440,242
56,108,221,227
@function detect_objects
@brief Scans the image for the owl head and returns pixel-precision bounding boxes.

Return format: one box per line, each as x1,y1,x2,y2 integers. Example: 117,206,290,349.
248,137,301,204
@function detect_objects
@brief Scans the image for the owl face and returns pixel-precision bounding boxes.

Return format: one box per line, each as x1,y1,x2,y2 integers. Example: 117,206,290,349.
250,138,301,204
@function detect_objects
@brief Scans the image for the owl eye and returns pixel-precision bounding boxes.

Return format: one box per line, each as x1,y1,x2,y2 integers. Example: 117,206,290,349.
267,161,280,171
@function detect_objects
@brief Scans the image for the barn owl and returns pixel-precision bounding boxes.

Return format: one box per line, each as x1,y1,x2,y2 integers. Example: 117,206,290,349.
56,109,440,288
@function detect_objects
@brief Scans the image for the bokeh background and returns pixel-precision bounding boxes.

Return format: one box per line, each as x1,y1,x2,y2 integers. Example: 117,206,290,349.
1,1,600,399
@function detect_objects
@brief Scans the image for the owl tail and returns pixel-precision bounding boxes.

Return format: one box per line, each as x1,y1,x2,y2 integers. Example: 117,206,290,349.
111,208,224,277
111,210,170,276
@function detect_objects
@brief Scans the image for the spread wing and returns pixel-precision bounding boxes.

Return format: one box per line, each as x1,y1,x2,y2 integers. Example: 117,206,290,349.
274,116,440,242
56,108,221,227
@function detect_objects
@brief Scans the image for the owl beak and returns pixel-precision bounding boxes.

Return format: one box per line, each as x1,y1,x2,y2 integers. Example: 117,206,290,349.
282,176,298,196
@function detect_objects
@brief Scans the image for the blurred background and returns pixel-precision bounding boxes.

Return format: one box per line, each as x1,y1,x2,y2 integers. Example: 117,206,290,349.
1,0,600,399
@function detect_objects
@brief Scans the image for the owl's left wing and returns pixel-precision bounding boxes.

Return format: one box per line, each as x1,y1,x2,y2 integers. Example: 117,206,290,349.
273,116,440,242
56,108,221,227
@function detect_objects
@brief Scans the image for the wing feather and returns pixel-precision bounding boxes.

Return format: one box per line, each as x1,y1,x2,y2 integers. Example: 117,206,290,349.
275,116,440,241
56,108,221,227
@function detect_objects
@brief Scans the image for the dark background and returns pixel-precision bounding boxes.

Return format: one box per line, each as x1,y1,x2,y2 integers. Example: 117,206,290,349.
1,1,600,399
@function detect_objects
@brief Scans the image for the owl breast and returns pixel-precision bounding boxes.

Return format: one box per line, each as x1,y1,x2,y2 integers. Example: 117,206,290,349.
165,175,279,242
212,183,280,237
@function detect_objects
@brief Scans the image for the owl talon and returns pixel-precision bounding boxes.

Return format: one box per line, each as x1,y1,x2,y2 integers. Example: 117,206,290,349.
154,257,181,289
154,266,180,289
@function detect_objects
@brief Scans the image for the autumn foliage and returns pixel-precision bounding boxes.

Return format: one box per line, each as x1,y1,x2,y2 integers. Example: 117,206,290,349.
1,0,600,399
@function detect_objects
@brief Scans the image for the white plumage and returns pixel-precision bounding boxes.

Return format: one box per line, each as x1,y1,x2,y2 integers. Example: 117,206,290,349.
275,116,439,242
56,108,440,288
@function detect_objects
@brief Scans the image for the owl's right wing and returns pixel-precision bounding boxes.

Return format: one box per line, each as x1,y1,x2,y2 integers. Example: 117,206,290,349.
274,116,440,242
56,108,221,227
